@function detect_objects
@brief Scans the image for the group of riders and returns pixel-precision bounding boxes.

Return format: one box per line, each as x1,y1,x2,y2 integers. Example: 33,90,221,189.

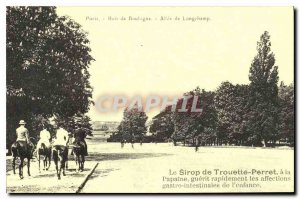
14,119,88,160
11,119,89,179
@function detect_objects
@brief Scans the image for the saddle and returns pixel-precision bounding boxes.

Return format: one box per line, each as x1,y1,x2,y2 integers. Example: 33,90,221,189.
53,145,67,151
16,140,27,148
52,145,68,159
74,140,85,146
12,141,34,158
72,140,88,156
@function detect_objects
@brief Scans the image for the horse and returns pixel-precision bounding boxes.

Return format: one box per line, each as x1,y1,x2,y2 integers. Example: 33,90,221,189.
52,145,68,180
73,141,86,172
37,143,51,172
11,141,35,179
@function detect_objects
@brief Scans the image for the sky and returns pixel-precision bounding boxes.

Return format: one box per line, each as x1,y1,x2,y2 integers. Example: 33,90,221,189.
56,7,294,122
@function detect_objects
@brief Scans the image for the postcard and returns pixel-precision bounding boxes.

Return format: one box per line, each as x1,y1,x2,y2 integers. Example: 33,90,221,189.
6,6,294,193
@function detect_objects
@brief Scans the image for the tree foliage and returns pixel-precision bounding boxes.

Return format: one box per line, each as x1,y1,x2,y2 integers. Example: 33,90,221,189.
148,88,217,146
149,31,293,148
117,106,148,142
6,7,94,145
214,82,249,145
247,31,279,146
150,107,174,142
278,82,294,145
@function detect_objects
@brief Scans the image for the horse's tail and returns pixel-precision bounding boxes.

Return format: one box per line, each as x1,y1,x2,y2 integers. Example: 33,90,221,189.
41,143,46,151
11,146,17,157
52,146,67,162
11,142,20,157
52,148,58,162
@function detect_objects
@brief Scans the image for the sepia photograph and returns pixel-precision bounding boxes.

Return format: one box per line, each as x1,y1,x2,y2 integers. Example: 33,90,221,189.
5,6,294,193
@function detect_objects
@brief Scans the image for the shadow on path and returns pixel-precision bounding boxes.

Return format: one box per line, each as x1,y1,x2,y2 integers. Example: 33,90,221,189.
88,168,118,180
85,152,172,162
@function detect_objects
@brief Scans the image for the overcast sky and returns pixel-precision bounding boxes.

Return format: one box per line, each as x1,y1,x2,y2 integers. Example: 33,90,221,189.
57,7,294,122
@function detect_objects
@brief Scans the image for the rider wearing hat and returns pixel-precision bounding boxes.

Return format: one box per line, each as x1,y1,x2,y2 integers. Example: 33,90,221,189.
15,120,30,151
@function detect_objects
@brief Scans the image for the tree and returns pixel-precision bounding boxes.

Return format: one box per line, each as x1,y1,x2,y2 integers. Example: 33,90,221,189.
150,106,174,142
171,90,200,146
6,7,94,145
247,31,279,147
215,82,249,145
190,89,217,146
278,82,294,146
171,87,217,146
118,105,148,143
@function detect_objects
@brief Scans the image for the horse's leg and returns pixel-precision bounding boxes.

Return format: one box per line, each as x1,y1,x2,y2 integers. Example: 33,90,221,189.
53,152,60,180
46,154,51,170
81,155,85,171
60,160,66,176
12,156,16,175
45,156,47,169
77,156,81,172
62,160,66,176
27,157,31,176
74,153,78,166
79,155,82,171
48,154,51,170
79,156,82,172
83,155,85,170
57,160,61,180
65,150,68,169
38,154,41,172
19,158,24,179
43,156,46,170
55,162,58,177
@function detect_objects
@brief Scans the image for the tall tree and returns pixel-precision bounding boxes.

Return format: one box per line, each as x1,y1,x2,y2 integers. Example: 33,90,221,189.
278,82,294,146
247,31,279,146
6,7,94,145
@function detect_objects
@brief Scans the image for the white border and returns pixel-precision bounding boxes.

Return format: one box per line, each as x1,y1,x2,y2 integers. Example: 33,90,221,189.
0,1,298,199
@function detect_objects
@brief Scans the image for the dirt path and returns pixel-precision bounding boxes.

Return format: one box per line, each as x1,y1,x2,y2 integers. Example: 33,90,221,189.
6,137,99,193
81,142,294,193
6,131,294,193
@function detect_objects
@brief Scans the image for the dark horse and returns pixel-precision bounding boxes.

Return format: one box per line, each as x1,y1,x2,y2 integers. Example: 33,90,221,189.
37,143,51,172
73,141,85,172
11,141,35,179
52,145,68,180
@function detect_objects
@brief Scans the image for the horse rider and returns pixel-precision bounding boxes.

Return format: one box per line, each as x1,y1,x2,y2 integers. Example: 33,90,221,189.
52,125,69,148
73,123,88,156
15,120,30,151
36,125,51,157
